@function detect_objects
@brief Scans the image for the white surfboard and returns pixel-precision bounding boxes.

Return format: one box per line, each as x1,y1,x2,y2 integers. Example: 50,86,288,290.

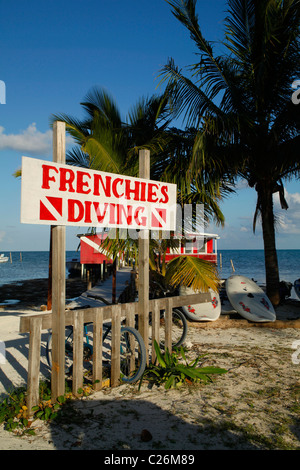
179,286,221,321
225,275,276,322
294,279,300,299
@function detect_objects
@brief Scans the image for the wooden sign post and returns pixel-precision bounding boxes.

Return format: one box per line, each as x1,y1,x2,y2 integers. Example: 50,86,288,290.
51,121,66,401
138,149,150,361
21,136,177,397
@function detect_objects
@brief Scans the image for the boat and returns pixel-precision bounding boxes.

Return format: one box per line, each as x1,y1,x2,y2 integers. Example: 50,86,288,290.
66,255,81,277
0,254,8,263
294,279,300,300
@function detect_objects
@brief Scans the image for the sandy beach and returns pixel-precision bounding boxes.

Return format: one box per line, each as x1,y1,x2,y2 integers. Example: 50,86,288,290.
0,279,300,450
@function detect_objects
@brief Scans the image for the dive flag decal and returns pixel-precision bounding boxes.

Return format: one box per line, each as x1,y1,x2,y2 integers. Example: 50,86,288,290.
151,208,167,228
40,196,63,221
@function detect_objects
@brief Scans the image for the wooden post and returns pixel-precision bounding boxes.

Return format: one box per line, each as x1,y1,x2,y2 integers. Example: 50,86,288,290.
111,305,121,387
151,300,160,363
51,121,66,401
27,317,42,414
230,259,235,272
47,227,53,310
112,258,117,303
72,310,84,396
165,298,173,352
124,303,135,374
138,149,150,363
93,309,103,391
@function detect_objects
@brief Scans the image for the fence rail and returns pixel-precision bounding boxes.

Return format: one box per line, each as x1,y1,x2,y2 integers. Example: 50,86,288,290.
19,292,210,414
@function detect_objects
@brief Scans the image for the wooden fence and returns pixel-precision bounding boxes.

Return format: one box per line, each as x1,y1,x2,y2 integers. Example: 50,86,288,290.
19,292,210,415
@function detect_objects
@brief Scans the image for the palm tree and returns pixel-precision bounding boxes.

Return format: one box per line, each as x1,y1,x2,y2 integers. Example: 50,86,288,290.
52,86,223,295
53,87,174,301
159,0,300,306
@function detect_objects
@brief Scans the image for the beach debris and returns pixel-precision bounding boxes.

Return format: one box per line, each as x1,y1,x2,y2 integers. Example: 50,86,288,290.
140,429,152,442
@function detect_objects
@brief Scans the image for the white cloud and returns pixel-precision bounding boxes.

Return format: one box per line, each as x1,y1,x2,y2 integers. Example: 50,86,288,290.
274,189,300,234
0,123,53,155
0,124,75,157
0,231,6,243
287,192,300,205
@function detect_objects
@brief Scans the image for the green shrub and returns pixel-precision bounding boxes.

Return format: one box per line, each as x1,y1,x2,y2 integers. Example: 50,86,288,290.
139,340,227,390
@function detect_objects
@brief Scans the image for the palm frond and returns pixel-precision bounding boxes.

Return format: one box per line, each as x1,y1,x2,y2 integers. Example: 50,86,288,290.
165,255,219,292
165,0,230,94
159,58,222,127
50,113,90,145
80,87,122,127
66,147,91,167
224,0,255,61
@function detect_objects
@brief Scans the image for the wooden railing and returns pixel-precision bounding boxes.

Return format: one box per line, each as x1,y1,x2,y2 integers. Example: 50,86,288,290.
19,292,210,414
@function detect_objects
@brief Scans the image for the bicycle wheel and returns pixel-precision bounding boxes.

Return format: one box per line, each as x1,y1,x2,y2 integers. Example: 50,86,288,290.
46,327,93,375
159,308,188,349
119,326,146,383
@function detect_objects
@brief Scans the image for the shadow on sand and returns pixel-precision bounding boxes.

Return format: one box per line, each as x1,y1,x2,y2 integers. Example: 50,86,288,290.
47,394,262,451
0,330,50,399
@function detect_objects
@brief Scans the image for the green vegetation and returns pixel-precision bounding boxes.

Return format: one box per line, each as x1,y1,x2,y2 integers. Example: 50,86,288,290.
139,340,227,390
0,380,93,435
160,0,300,306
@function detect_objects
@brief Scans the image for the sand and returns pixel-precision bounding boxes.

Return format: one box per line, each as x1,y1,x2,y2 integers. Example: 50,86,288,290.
0,279,300,450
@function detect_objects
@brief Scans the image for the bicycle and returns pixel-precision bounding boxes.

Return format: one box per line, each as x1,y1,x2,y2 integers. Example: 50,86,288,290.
46,320,146,384
85,284,188,350
148,280,188,349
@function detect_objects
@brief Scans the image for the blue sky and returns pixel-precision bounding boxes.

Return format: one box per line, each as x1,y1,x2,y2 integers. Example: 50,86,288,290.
0,0,299,251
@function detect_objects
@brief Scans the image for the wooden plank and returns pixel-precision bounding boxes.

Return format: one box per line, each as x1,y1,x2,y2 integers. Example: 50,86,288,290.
167,292,210,308
93,309,103,391
27,317,42,415
164,298,173,352
125,302,135,329
151,300,160,363
138,149,150,364
51,121,66,401
72,310,84,396
111,305,121,387
123,303,136,374
19,293,211,333
19,304,123,333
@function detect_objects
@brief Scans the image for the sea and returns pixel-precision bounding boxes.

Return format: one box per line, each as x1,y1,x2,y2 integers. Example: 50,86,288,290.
0,249,299,299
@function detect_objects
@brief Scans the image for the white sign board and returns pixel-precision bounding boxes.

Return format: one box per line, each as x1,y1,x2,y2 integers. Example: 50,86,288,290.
21,156,177,230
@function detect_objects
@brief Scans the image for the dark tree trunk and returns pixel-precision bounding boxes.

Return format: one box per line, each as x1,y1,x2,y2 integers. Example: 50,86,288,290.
258,181,280,307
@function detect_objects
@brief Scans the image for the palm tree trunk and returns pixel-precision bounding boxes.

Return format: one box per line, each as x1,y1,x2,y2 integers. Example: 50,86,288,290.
258,182,280,307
